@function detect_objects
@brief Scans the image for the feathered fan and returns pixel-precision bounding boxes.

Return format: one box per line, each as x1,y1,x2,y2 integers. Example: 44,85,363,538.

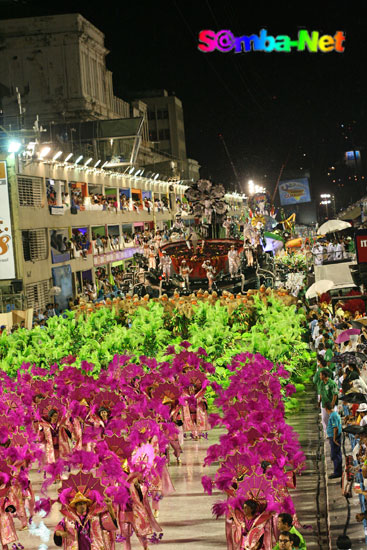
180,369,207,389
119,363,145,382
38,397,63,420
105,435,132,461
60,471,106,501
236,466,280,512
92,391,120,412
152,382,180,405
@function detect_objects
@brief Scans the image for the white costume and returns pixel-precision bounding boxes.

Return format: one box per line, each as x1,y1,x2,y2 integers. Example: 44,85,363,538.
327,242,336,262
312,245,324,266
180,263,192,287
202,261,216,288
143,241,150,259
223,218,231,238
244,243,254,267
228,248,240,277
160,253,172,279
334,242,343,260
148,249,156,270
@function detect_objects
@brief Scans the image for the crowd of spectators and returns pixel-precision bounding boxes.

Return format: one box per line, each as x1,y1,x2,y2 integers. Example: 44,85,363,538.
46,182,197,216
311,237,355,265
310,299,367,534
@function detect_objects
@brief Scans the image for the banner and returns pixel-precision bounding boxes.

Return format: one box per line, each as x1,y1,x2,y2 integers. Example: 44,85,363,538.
278,177,311,206
0,161,16,279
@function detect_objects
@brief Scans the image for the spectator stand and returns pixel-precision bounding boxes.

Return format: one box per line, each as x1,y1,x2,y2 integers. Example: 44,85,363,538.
342,403,367,545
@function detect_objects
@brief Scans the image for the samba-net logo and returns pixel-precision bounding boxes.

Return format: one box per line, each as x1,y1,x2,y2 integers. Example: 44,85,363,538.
198,29,346,53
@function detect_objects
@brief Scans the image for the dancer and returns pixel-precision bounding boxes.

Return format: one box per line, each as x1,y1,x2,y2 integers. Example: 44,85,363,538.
182,380,209,440
223,217,232,238
228,245,240,277
54,490,117,550
148,246,156,270
159,251,172,281
0,468,18,550
202,259,216,291
180,260,192,289
244,240,254,267
39,404,71,465
118,471,161,550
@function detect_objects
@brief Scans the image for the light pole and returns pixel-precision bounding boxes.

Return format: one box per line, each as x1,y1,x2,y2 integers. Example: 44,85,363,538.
320,194,332,219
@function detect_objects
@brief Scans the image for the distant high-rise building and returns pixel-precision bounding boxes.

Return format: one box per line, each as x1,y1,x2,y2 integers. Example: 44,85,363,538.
136,90,187,160
135,89,199,180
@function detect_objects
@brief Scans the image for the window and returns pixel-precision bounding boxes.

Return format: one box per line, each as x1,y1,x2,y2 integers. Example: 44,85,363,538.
159,128,170,140
22,229,48,262
18,176,43,206
25,279,50,310
157,109,168,119
148,110,155,120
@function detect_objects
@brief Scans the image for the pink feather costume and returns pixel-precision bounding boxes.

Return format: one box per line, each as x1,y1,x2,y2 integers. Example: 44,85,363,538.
182,386,209,438
118,477,162,550
39,415,71,464
54,504,117,550
0,487,17,550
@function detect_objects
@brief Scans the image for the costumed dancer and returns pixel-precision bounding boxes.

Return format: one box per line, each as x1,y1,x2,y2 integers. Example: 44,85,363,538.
228,245,240,278
38,404,71,466
232,500,275,550
8,465,35,531
118,470,162,550
159,251,172,281
54,483,118,550
244,240,254,267
148,246,156,270
182,378,209,440
142,239,150,260
153,384,183,465
154,231,162,252
180,260,192,289
202,260,216,291
147,436,175,520
0,466,18,550
223,217,232,238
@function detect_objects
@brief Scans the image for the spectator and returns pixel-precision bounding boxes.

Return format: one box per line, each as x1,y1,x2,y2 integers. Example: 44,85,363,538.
325,401,342,479
274,513,306,550
274,531,293,550
319,368,338,435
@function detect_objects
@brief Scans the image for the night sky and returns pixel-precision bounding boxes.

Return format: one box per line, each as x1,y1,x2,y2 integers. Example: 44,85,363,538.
1,0,366,203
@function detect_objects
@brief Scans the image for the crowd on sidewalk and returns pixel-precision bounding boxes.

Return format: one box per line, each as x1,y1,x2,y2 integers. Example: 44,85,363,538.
309,301,367,532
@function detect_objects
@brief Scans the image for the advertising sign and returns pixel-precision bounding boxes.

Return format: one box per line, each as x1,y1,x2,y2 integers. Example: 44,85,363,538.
0,161,16,279
278,178,311,206
355,231,367,264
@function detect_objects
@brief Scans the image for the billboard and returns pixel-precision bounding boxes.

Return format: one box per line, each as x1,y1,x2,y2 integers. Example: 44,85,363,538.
0,161,16,279
278,177,311,206
355,231,367,264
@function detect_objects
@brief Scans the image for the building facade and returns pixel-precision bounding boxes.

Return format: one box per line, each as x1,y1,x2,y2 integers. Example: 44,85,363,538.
0,152,243,313
0,14,200,180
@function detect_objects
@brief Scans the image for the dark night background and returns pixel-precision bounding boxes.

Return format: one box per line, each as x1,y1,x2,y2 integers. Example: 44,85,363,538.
1,0,366,208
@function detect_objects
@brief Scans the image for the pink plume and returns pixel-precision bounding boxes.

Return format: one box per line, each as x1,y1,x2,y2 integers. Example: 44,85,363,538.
35,498,53,516
59,487,73,506
212,501,228,518
201,475,213,495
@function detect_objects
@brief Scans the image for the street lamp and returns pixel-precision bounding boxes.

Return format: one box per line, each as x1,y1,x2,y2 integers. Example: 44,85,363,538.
320,194,335,218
